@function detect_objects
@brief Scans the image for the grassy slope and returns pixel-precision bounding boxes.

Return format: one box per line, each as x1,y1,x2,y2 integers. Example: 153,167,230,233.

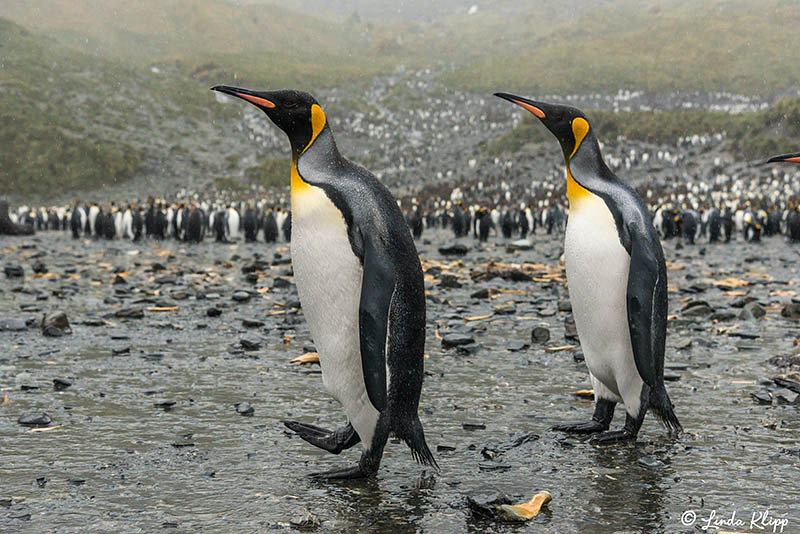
0,19,141,197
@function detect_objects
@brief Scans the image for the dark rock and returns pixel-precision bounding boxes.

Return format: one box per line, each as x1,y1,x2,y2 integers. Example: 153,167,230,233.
438,243,468,256
573,351,585,362
240,337,262,350
42,326,64,337
245,273,259,284
207,307,222,317
531,326,551,344
4,264,24,278
564,316,578,341
442,333,475,348
781,303,800,320
681,300,713,317
456,343,481,355
236,402,255,416
242,318,265,328
439,274,462,288
773,377,800,394
498,269,532,282
53,378,72,390
493,304,516,315
31,260,47,274
113,275,127,285
272,277,292,289
710,310,736,321
558,300,572,312
750,391,773,405
41,311,71,335
437,445,456,452
115,307,144,319
470,288,490,299
36,477,47,488
462,422,486,430
775,389,799,405
232,291,251,302
739,302,765,320
112,346,130,355
67,478,86,486
18,412,51,427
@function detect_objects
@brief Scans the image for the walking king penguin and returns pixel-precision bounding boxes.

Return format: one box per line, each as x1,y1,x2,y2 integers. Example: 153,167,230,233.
495,93,681,443
211,86,437,478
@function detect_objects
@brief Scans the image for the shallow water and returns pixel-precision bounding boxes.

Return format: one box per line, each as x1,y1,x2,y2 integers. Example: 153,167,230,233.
2,229,799,533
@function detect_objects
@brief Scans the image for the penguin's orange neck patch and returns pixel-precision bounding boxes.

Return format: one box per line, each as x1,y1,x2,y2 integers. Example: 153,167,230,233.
301,104,326,155
291,159,311,194
566,169,593,207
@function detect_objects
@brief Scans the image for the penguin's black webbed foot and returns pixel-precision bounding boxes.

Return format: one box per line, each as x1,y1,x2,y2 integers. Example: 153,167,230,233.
282,420,360,454
309,464,372,480
589,430,637,445
551,420,608,434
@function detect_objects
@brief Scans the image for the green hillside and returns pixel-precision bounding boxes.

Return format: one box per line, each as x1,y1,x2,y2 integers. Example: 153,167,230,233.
0,19,142,197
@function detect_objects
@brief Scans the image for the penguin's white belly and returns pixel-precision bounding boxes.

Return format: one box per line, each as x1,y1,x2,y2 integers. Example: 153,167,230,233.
291,183,380,447
565,195,643,414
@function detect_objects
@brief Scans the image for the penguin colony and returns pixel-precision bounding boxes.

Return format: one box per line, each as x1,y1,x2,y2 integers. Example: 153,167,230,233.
7,88,800,479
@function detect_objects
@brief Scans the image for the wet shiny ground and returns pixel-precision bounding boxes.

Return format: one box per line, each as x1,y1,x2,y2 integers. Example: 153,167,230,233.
2,230,799,533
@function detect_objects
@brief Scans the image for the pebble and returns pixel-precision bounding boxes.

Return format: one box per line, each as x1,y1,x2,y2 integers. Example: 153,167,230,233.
781,303,800,320
236,402,255,416
4,264,24,277
53,378,72,390
115,307,144,319
31,260,47,274
242,318,265,328
750,391,773,405
289,509,321,529
682,300,713,316
531,327,551,344
18,412,52,427
470,288,490,299
438,243,469,256
41,311,71,334
207,307,222,317
240,337,262,350
442,333,475,348
232,291,251,302
272,278,292,289
507,341,528,352
739,302,765,320
439,274,462,288
638,456,666,469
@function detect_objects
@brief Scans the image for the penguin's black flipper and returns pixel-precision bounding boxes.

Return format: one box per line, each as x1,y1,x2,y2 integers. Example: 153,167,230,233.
625,225,662,391
358,230,395,413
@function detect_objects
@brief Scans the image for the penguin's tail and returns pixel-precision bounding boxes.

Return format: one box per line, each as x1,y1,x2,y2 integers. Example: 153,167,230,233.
396,415,439,471
650,386,682,435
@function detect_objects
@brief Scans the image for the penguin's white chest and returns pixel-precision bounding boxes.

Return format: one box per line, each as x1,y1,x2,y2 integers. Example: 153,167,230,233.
290,179,380,446
565,188,641,406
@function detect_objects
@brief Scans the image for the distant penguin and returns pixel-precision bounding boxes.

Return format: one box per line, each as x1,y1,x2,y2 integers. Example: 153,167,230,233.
496,93,681,442
212,210,227,242
212,85,437,478
243,206,258,242
263,210,279,243
225,206,240,241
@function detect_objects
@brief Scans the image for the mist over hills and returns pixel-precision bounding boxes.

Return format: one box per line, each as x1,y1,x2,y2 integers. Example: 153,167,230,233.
1,0,799,200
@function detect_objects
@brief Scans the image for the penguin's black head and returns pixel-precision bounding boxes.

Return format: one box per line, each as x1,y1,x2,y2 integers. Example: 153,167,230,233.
211,86,325,157
766,152,800,164
494,93,591,162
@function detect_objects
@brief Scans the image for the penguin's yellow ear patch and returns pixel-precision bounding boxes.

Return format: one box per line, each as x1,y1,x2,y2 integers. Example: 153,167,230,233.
570,117,590,159
310,104,326,142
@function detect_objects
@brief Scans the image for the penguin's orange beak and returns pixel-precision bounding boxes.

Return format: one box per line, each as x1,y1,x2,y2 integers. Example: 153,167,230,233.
211,85,275,109
494,92,546,119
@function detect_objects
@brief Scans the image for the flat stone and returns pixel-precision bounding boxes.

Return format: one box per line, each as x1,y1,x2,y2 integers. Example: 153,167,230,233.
207,307,222,317
232,291,251,302
442,333,475,348
242,318,265,328
506,341,528,352
18,412,51,427
53,378,72,390
438,243,468,256
439,274,462,288
115,307,144,319
236,402,254,416
750,391,773,405
0,317,27,331
470,288,490,299
240,337,261,350
4,265,24,278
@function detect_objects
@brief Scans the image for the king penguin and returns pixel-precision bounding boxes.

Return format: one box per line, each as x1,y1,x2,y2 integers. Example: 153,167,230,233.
211,85,437,478
495,93,681,443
